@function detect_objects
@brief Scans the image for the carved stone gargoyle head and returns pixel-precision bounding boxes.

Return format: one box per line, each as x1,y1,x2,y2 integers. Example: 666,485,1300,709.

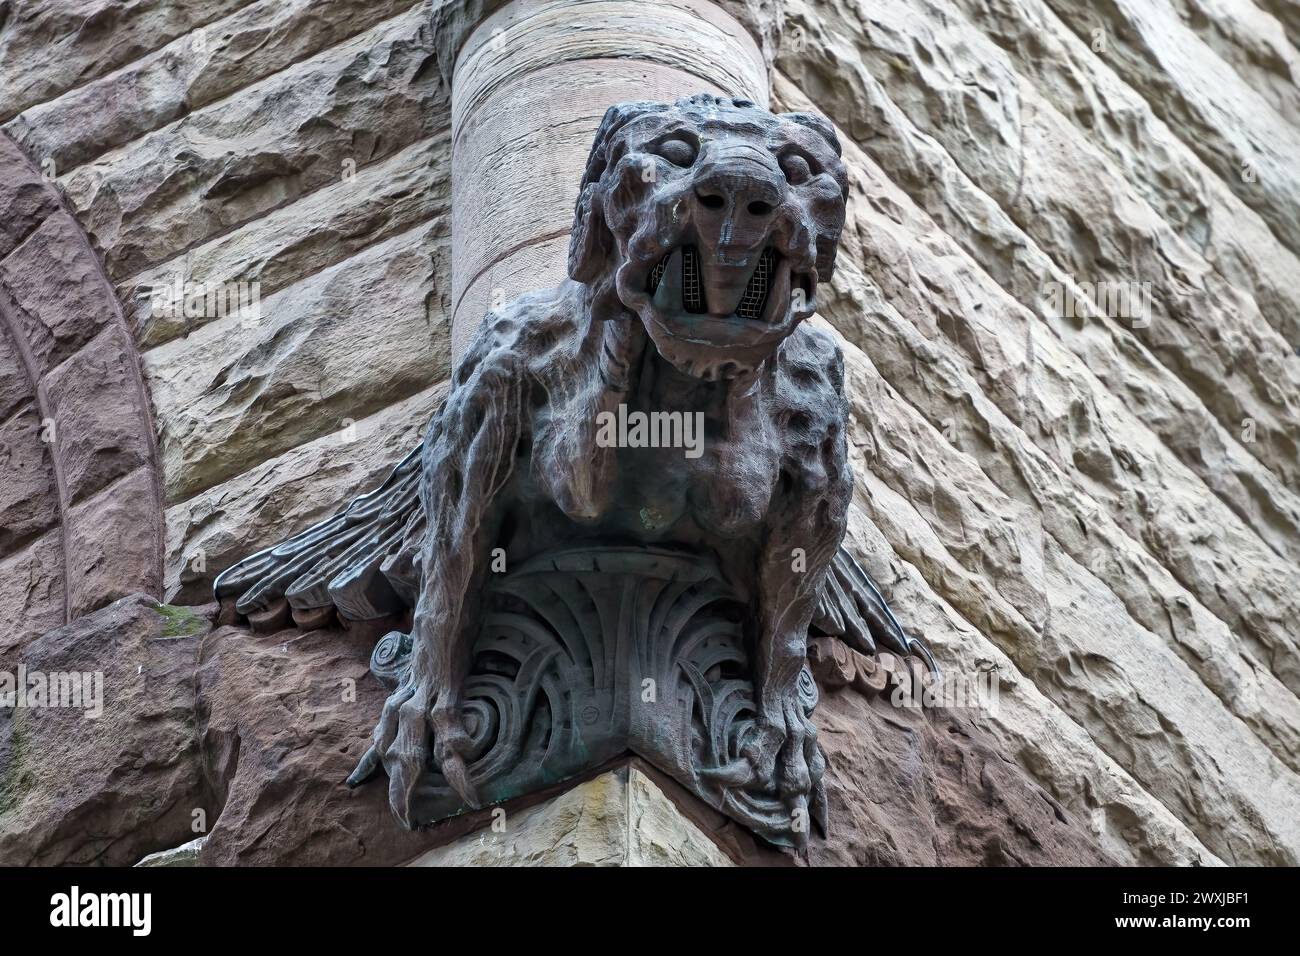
569,93,850,380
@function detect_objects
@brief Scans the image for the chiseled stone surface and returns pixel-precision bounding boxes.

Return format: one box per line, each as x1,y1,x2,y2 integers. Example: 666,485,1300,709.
0,594,1110,866
0,135,59,259
406,767,736,866
1,0,1298,866
0,595,447,867
125,134,451,348
57,5,447,282
42,325,154,506
1039,0,1300,252
144,222,451,504
63,468,164,619
0,531,65,663
0,0,251,125
163,382,448,604
0,595,208,867
0,211,114,376
0,402,59,559
2,0,419,173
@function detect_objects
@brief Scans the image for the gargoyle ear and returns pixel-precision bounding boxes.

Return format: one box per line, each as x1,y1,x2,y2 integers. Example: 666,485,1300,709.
568,182,609,283
568,100,666,283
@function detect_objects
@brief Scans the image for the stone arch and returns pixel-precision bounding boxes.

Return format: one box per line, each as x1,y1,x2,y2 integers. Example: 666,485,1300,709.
0,131,164,658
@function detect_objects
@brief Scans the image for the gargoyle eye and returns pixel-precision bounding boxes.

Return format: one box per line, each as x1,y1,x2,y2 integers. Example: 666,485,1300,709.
780,153,812,185
655,137,698,167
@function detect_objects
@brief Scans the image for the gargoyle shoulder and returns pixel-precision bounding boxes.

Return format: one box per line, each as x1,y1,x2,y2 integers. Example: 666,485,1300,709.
454,283,586,394
772,322,848,404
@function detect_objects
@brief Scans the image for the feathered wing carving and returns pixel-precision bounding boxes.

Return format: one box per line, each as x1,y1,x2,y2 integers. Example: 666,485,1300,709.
812,548,937,672
213,445,426,624
214,432,934,674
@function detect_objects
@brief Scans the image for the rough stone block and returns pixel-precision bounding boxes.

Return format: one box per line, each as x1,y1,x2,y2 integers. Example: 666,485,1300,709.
0,211,112,377
405,766,737,867
63,467,161,618
0,530,65,666
0,135,57,259
0,401,60,558
42,324,152,506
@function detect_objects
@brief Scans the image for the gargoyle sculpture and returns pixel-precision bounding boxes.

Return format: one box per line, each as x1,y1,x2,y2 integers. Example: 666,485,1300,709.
215,94,933,849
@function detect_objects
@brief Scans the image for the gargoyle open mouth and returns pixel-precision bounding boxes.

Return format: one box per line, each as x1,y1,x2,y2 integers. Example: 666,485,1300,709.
644,245,809,327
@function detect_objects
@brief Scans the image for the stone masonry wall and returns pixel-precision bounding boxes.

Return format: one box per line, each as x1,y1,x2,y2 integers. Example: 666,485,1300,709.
1,0,1297,864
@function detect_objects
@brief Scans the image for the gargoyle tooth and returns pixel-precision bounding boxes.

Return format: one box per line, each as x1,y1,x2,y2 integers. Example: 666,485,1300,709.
682,245,706,314
652,248,685,313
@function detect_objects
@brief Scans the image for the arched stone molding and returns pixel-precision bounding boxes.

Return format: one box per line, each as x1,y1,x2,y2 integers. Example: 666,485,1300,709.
0,131,164,655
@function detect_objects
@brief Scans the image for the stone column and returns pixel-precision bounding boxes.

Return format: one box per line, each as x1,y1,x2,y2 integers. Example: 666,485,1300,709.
447,0,777,359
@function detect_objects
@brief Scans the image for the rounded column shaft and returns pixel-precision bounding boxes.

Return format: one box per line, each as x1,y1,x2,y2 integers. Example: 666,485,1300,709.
449,0,771,359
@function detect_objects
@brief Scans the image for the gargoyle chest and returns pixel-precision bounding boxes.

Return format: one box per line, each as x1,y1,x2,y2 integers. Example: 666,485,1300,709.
618,432,777,539
536,389,781,541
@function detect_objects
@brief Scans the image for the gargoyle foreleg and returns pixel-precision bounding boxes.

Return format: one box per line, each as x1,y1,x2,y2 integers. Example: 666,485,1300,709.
745,467,852,842
350,344,526,824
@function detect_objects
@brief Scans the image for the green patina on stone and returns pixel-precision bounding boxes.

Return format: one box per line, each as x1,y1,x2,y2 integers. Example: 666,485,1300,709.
638,506,667,531
150,603,208,639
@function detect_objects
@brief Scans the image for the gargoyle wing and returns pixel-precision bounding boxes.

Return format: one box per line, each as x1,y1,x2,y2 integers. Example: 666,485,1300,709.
811,547,937,673
213,443,426,625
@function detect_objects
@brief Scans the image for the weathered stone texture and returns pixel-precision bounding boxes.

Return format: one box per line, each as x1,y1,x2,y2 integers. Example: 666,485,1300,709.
0,136,59,260
0,212,113,377
56,6,447,283
0,0,250,124
0,531,65,663
3,0,419,173
63,469,165,619
406,767,738,866
125,134,451,348
144,222,451,504
0,402,60,557
42,325,154,506
0,599,1111,866
163,383,448,604
0,595,209,866
0,131,166,639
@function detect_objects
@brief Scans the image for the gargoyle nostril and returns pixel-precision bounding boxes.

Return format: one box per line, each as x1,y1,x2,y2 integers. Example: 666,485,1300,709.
747,200,774,217
696,190,726,210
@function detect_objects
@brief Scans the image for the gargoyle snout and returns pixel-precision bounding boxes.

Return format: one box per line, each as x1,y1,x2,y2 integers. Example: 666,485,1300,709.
691,150,786,253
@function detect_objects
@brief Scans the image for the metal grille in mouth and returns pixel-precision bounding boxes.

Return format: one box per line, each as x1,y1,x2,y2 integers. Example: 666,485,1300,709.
736,247,776,320
682,245,705,313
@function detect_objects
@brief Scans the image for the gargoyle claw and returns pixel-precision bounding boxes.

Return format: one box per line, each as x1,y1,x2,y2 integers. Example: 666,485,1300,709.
346,745,382,788
432,706,480,807
698,757,757,788
439,752,480,808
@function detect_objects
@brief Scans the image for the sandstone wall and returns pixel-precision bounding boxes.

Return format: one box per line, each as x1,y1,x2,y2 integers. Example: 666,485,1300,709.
1,0,1297,864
